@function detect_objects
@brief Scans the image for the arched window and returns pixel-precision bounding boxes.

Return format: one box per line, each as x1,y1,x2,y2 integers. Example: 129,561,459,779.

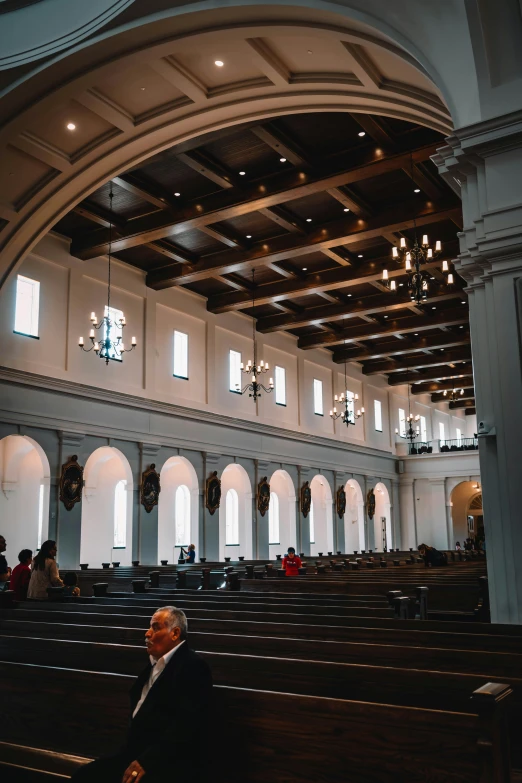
175,484,191,546
309,500,315,544
269,491,280,544
225,488,239,545
114,479,127,548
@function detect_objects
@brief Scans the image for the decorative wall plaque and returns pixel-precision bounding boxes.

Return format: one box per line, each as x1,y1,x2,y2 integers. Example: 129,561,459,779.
367,488,376,520
141,463,161,513
257,476,270,516
59,455,84,511
336,485,346,519
300,481,311,518
206,470,221,515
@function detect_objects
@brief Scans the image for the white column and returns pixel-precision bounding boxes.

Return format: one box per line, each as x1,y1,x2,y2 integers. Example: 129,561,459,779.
428,478,449,551
435,116,522,623
399,477,416,550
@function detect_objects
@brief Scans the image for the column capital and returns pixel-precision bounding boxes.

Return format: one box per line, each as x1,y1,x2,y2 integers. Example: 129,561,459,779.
139,442,161,459
255,458,272,473
57,430,85,449
202,451,221,468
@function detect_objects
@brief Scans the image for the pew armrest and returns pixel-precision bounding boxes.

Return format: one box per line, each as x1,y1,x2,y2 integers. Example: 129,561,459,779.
471,682,513,783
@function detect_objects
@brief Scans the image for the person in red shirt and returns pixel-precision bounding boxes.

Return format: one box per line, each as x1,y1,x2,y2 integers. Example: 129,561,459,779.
9,549,32,601
282,547,302,576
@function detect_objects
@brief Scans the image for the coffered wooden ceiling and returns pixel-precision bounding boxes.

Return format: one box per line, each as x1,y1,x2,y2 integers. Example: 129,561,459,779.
54,111,474,414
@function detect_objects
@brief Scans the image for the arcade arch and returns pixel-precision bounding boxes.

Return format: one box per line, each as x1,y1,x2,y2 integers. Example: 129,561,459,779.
0,434,50,559
345,479,365,553
450,481,483,546
158,456,199,564
374,482,392,552
309,474,334,556
81,446,133,566
268,469,296,559
219,463,252,561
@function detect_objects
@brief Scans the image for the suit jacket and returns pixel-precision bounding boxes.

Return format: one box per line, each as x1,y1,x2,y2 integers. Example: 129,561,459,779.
126,643,212,780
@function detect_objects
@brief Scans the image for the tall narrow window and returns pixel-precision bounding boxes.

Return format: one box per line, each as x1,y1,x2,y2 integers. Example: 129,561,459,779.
374,400,383,432
37,484,44,550
175,484,191,545
173,330,188,379
313,379,323,415
14,275,40,337
420,415,427,442
456,427,462,446
269,491,280,544
225,488,239,545
398,408,406,437
229,350,242,393
439,422,446,443
103,305,124,361
346,390,355,419
275,366,286,406
113,479,127,548
309,500,315,544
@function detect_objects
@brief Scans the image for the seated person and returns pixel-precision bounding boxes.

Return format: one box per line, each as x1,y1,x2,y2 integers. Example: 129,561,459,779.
72,606,212,783
282,547,302,576
455,541,462,551
0,535,11,591
418,543,447,567
9,549,32,600
62,571,80,597
185,544,196,564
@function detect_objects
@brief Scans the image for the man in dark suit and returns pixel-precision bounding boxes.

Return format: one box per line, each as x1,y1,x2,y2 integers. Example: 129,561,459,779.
73,605,212,782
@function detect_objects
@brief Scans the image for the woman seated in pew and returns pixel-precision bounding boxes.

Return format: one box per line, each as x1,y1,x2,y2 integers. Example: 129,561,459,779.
183,544,196,564
27,539,64,600
9,548,32,601
282,547,303,576
62,571,80,597
417,543,448,567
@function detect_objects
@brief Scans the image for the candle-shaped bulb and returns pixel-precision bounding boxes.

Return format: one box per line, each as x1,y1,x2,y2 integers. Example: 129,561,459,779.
334,394,338,401
329,410,333,417
427,248,433,258
260,360,264,367
240,362,244,370
79,336,84,346
405,255,411,271
443,390,447,396
333,407,337,414
448,273,454,284
121,316,126,325
120,343,125,351
355,393,359,400
251,374,255,383
390,280,396,291
382,268,389,280
89,328,95,338
395,428,399,434
361,407,365,414
269,377,273,387
91,312,96,322
94,342,100,352
400,237,406,248
131,336,136,346
392,246,398,258
265,362,269,370
442,260,449,271
435,240,442,251
422,234,428,246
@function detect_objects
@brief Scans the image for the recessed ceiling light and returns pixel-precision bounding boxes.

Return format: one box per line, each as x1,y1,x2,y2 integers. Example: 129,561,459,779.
432,306,437,309
358,254,363,258
246,235,252,239
215,60,224,67
306,218,312,222
460,325,464,329
430,276,435,280
343,208,350,212
279,157,287,163
384,315,388,319
66,122,76,131
461,300,466,304
302,267,307,271
414,188,421,193
414,333,418,336
358,131,366,137
348,294,352,297
174,192,181,197
239,171,246,176
399,283,404,287
140,87,146,91
307,50,313,54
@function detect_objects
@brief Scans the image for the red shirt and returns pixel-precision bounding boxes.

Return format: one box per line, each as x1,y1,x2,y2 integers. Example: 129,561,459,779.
9,563,31,601
282,555,302,576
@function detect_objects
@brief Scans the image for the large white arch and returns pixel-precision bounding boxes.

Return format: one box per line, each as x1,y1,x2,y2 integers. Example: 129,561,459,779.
374,482,392,552
0,434,50,560
268,469,296,560
345,479,365,553
158,455,199,564
81,446,133,566
310,474,334,557
219,463,252,561
450,480,482,547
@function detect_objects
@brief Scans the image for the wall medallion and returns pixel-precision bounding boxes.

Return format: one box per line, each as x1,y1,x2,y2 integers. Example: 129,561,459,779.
367,488,376,520
206,470,221,515
59,455,84,511
141,463,161,513
300,480,311,518
257,476,270,516
336,485,346,519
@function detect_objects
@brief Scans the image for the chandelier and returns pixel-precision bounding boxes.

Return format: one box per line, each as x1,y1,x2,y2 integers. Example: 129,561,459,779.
443,387,464,403
395,376,420,444
330,356,364,426
79,183,136,364
382,156,453,304
236,270,274,402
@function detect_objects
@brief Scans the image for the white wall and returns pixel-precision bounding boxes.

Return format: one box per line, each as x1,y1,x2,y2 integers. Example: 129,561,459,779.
310,475,334,556
344,479,365,553
268,469,296,560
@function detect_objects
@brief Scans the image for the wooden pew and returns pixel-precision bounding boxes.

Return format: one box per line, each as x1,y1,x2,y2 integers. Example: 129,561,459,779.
0,661,512,783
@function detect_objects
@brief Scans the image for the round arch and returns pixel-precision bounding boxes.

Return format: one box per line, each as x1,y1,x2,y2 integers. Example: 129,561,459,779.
374,482,392,552
268,469,296,559
310,474,334,556
450,480,482,546
0,434,51,559
345,478,365,553
81,446,133,566
219,463,252,561
158,455,199,564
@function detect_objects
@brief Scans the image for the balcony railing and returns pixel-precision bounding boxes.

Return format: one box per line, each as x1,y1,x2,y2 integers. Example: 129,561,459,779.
408,436,478,456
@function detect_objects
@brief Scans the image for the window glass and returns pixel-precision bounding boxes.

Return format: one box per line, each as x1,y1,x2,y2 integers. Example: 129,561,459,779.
398,408,406,437
103,305,124,361
229,350,242,392
175,484,191,545
275,366,286,406
225,488,239,545
346,390,355,419
420,416,427,442
313,379,323,415
14,275,40,337
309,500,315,543
114,479,127,548
374,400,383,432
173,330,188,378
269,491,280,544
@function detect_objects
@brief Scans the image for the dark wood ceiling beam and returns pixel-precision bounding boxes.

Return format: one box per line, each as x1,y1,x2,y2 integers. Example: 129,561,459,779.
350,114,396,148
326,186,372,219
147,240,197,264
388,364,473,386
198,225,247,249
403,163,444,201
72,203,125,231
251,124,311,166
320,248,352,266
177,150,235,189
294,306,468,348
411,376,475,395
72,142,442,260
362,346,472,375
112,175,178,211
449,399,477,410
431,387,475,403
215,274,252,292
332,333,471,364
259,205,307,234
152,202,460,290
465,408,476,416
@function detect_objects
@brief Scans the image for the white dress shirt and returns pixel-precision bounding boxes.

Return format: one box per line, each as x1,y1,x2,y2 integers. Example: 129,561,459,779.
132,640,185,718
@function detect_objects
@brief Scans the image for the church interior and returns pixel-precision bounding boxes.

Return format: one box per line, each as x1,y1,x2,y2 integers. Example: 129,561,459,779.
0,1,521,781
